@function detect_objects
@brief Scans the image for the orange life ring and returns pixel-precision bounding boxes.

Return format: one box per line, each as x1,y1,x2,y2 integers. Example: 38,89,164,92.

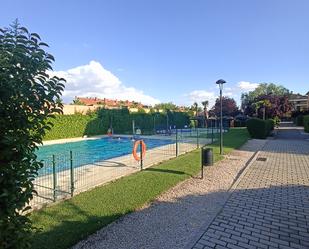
132,140,146,161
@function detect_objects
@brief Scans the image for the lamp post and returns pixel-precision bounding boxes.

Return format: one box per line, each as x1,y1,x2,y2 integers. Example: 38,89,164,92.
216,79,226,155
153,112,159,134
153,114,156,134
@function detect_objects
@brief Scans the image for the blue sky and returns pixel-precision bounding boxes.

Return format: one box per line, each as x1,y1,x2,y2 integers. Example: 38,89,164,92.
1,0,309,106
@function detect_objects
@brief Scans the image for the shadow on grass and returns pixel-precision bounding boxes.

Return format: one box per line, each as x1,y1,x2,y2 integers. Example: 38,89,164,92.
32,184,309,249
144,168,186,175
31,200,127,249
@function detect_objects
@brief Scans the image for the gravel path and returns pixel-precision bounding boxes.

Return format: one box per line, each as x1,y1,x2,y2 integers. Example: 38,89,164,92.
73,139,266,249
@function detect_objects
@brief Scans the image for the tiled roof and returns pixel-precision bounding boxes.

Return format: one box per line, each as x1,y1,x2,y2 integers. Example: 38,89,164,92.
289,94,308,100
76,97,143,108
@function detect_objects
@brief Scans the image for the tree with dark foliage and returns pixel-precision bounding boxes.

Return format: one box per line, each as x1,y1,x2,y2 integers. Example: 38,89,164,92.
0,21,65,248
241,83,292,119
244,94,291,119
212,97,239,117
201,100,209,127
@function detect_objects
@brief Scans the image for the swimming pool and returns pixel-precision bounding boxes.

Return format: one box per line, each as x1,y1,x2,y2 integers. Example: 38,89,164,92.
36,137,173,174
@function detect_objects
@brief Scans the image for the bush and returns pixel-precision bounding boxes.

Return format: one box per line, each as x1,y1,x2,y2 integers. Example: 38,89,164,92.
266,119,275,131
295,115,304,126
292,110,309,126
291,110,309,119
234,119,247,127
0,22,64,248
246,118,273,139
304,115,309,133
273,116,281,127
44,115,94,140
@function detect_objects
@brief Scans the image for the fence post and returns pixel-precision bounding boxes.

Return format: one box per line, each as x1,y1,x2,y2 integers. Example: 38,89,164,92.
52,154,57,202
196,127,199,148
215,118,218,141
201,147,204,179
176,129,178,157
70,151,74,197
140,140,143,170
211,119,214,143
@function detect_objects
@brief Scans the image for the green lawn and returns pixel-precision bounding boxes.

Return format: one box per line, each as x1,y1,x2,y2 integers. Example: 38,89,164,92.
30,128,249,249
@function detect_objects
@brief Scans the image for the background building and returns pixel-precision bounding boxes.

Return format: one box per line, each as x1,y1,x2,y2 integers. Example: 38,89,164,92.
289,92,309,112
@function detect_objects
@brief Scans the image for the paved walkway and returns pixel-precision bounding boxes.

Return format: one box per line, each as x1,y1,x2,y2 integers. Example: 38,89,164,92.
73,139,266,249
191,128,309,249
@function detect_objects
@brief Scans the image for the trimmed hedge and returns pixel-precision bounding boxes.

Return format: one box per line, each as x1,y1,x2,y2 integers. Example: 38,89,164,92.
304,115,309,133
43,115,98,140
43,109,191,140
246,118,273,139
295,115,304,126
267,119,275,131
96,108,190,134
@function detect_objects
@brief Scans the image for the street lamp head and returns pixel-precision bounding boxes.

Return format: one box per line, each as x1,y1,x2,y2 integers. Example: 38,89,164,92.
216,79,226,85
216,79,226,90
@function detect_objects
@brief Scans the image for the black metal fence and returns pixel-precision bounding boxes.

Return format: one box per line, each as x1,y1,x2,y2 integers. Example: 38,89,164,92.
31,128,223,209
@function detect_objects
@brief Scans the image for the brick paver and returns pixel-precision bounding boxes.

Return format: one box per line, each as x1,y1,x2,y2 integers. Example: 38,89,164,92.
191,138,309,249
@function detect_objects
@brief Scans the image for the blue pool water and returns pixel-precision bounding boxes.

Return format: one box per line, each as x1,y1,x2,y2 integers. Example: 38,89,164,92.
36,137,173,174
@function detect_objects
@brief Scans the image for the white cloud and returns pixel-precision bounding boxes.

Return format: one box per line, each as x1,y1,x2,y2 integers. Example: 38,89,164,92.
49,61,160,105
237,81,259,91
186,90,217,107
183,81,259,108
225,92,234,97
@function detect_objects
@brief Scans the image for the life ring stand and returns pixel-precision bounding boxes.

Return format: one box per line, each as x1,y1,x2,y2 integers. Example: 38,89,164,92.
133,140,146,161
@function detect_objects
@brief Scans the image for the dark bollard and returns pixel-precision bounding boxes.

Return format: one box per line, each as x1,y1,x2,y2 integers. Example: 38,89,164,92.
201,147,214,179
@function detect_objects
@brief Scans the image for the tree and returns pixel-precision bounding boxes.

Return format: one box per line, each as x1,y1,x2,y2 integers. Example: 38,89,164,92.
246,94,291,119
0,21,65,248
252,99,271,120
72,98,85,105
56,97,63,105
192,102,198,127
212,97,239,117
189,102,204,128
131,101,139,108
193,102,198,114
137,107,146,113
241,83,290,107
154,102,177,111
241,83,292,119
201,100,209,127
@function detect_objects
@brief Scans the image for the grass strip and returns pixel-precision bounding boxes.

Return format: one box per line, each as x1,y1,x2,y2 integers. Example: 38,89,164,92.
30,128,249,249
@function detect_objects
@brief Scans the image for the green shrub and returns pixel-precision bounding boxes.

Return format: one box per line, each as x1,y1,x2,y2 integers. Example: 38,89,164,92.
295,115,304,126
0,22,64,248
44,110,191,140
234,119,247,127
273,116,280,127
246,118,273,139
304,115,309,133
44,115,100,140
266,119,275,131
